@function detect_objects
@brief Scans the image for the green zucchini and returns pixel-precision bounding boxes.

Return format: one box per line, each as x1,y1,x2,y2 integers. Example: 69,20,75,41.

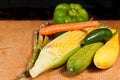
67,42,104,74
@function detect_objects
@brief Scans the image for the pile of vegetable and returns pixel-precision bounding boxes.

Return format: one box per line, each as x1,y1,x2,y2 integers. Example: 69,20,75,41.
16,3,119,79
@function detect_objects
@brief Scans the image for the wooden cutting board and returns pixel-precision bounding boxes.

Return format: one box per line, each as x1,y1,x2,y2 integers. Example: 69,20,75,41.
0,20,119,80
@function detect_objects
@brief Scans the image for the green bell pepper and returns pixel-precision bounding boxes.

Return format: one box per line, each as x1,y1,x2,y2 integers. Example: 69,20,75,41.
53,3,89,24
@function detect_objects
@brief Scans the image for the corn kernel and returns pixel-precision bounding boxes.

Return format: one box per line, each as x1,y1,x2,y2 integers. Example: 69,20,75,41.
48,29,94,56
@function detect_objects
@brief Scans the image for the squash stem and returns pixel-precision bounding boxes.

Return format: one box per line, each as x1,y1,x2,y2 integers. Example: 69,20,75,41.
112,26,119,36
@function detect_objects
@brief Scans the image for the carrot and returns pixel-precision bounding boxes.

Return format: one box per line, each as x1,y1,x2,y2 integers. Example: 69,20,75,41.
39,21,99,35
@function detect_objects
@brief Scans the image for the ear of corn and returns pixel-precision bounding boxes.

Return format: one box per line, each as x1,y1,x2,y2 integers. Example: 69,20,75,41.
29,27,96,78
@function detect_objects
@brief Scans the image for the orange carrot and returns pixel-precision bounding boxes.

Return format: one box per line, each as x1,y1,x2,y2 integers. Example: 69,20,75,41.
40,21,99,35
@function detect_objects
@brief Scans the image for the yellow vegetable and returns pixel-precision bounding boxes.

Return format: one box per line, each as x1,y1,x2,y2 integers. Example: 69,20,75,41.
94,29,119,69
29,27,95,78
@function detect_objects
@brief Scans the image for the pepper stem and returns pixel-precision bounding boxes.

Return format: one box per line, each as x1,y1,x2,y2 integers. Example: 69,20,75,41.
68,9,78,16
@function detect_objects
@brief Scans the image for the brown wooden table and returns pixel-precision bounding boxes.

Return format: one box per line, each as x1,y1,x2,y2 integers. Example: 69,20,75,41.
0,20,120,80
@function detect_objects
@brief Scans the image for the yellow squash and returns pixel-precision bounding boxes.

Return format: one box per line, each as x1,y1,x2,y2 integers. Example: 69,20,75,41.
94,29,119,69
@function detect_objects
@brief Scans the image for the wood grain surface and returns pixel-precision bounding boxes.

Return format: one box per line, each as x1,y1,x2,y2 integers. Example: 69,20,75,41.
0,20,119,80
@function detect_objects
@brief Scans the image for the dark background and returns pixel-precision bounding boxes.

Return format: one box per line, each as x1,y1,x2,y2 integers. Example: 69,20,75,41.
0,0,120,20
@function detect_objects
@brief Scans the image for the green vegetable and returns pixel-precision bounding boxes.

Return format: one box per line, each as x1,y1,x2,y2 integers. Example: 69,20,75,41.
16,31,49,79
67,42,104,74
81,28,113,45
16,30,41,79
53,3,88,24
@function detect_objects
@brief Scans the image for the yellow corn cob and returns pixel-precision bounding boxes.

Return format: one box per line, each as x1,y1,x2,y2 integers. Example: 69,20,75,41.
29,27,96,78
48,31,85,56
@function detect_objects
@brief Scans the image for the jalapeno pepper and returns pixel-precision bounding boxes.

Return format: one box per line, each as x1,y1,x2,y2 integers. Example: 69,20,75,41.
81,28,113,45
53,3,88,24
